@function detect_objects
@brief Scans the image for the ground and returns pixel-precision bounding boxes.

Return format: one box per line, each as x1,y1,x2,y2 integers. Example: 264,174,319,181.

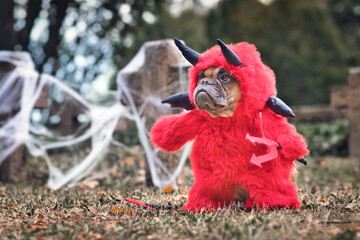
0,156,360,240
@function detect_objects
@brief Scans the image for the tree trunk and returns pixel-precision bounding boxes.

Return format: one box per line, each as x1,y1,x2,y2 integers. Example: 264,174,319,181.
40,0,73,73
0,0,15,50
18,0,43,51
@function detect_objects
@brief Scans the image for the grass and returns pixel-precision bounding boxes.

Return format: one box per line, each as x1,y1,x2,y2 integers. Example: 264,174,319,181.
1,156,360,240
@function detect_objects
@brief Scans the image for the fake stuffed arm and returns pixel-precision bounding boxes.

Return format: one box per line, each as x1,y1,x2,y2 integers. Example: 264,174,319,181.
271,120,309,161
262,111,308,161
150,111,201,152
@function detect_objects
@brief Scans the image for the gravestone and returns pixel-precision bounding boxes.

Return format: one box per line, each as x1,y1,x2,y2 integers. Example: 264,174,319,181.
331,85,348,110
0,53,31,181
118,39,190,186
0,52,49,182
348,68,360,157
328,68,360,158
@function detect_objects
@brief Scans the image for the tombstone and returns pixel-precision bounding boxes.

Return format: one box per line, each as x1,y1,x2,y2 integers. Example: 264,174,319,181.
348,68,360,158
331,85,348,110
0,52,48,182
46,90,86,136
118,39,190,186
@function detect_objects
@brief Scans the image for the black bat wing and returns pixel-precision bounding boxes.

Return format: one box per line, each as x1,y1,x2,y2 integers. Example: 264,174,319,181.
266,96,295,118
161,92,196,110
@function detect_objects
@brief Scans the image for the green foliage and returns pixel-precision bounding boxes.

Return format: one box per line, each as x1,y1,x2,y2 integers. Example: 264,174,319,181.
328,0,360,66
134,9,208,53
294,118,349,156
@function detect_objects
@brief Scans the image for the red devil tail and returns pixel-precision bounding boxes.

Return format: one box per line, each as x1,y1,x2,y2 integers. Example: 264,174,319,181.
124,198,179,211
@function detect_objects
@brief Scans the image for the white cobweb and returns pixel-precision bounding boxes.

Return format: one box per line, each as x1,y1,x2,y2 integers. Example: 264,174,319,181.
0,48,191,190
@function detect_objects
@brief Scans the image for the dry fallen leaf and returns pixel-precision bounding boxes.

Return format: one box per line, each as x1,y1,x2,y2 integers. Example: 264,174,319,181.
139,158,146,167
349,224,360,229
91,233,103,240
174,195,187,201
344,183,353,189
49,205,57,211
329,227,340,235
345,205,352,210
320,197,328,205
81,179,99,189
77,233,86,239
134,170,146,184
96,191,107,196
109,206,133,216
89,206,98,212
124,156,137,165
163,185,174,193
329,192,338,199
30,221,49,231
21,213,29,220
37,213,45,220
8,204,19,209
105,223,115,230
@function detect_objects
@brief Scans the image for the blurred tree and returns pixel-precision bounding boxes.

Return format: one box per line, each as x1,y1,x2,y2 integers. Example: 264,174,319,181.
0,0,355,105
129,0,222,58
134,8,207,53
328,0,360,66
206,0,349,105
0,0,163,93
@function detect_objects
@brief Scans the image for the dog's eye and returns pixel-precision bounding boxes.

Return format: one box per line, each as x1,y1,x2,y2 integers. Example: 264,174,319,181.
198,71,205,80
220,74,230,81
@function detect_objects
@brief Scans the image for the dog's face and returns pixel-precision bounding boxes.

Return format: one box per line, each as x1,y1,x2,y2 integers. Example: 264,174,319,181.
194,66,241,118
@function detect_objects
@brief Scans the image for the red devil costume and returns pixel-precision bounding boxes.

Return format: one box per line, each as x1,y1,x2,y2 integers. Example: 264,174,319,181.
150,38,309,212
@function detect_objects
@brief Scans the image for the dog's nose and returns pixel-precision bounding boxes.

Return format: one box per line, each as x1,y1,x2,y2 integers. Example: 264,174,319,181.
201,78,214,86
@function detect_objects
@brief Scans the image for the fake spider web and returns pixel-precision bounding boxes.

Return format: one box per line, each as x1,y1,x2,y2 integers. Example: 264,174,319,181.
0,49,191,190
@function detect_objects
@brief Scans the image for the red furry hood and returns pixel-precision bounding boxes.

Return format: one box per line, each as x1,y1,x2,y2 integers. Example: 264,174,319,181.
188,42,277,119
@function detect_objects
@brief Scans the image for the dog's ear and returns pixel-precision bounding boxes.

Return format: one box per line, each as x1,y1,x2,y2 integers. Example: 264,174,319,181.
266,96,295,118
161,92,196,110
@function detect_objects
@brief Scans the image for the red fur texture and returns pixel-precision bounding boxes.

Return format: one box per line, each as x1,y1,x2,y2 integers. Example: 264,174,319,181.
150,42,309,212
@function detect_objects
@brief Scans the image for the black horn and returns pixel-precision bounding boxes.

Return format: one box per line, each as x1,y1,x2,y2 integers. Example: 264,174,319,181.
174,38,200,66
266,96,295,118
217,39,243,67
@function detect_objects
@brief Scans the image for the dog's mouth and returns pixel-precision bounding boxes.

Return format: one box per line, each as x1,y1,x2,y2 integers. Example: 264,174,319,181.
195,89,226,110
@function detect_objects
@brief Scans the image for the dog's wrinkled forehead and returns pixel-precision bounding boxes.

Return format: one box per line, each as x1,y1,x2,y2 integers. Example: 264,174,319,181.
198,66,220,77
197,66,233,83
